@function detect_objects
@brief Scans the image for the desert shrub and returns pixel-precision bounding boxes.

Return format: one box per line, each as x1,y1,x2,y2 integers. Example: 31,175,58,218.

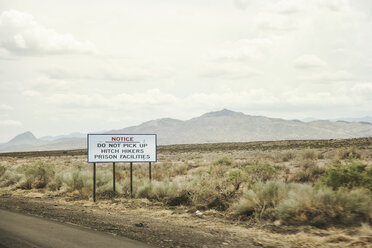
61,170,92,194
245,161,279,183
96,171,111,188
302,148,317,160
337,147,362,160
233,181,372,226
214,157,233,166
186,166,244,210
317,160,372,190
18,162,55,189
228,168,244,189
136,180,189,205
153,162,190,179
0,169,22,187
290,160,326,183
232,181,291,220
0,189,12,197
281,151,295,162
0,165,6,176
120,177,138,196
170,163,189,176
96,170,125,197
187,173,222,206
277,186,372,226
317,152,325,159
47,174,63,191
207,163,229,178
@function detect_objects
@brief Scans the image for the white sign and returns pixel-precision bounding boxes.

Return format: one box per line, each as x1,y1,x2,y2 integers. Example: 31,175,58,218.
88,134,157,163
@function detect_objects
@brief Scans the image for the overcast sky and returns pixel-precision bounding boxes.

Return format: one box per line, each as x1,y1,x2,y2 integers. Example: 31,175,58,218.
0,0,372,142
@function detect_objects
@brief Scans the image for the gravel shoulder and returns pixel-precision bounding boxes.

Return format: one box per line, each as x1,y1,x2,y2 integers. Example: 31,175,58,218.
0,195,262,248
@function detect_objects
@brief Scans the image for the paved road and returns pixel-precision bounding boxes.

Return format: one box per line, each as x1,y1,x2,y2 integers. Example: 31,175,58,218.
0,209,153,248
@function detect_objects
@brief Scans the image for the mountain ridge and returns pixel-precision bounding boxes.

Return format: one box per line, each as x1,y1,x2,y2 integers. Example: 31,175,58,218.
1,109,372,152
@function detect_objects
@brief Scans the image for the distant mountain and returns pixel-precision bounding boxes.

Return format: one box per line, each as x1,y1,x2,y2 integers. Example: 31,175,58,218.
0,131,86,152
1,109,372,152
7,131,38,145
0,131,46,151
304,116,372,124
112,109,372,145
302,117,319,122
333,116,372,124
39,132,86,141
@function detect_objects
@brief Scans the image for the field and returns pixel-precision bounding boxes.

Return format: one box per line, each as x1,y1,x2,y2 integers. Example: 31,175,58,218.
1,138,372,247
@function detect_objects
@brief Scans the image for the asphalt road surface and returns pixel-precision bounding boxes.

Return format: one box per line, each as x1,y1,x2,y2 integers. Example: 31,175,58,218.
0,209,153,248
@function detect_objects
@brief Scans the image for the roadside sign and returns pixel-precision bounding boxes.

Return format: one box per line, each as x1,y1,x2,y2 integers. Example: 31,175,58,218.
88,133,157,201
87,134,157,163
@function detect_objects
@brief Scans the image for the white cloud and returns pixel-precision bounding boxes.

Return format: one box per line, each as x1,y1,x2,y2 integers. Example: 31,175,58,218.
0,10,96,55
183,81,372,112
210,38,274,62
273,0,304,15
47,93,110,108
114,89,177,105
0,119,22,127
0,104,13,110
350,83,372,99
256,12,297,33
22,90,41,97
43,63,172,82
199,64,260,79
0,48,14,60
284,91,354,107
294,54,327,69
233,0,249,10
318,0,349,12
298,70,354,82
187,89,279,108
47,89,177,109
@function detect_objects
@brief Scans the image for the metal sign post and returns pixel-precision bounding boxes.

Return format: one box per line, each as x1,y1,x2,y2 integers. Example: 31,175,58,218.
93,163,96,202
113,162,116,193
149,162,152,181
130,162,133,197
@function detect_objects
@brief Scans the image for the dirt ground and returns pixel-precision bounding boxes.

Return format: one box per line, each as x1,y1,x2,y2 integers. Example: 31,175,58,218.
1,193,372,248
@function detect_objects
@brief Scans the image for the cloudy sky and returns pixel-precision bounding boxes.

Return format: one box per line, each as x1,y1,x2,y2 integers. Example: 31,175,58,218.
0,0,372,142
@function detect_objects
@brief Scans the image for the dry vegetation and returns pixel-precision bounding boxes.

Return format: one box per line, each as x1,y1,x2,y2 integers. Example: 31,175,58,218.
1,138,372,247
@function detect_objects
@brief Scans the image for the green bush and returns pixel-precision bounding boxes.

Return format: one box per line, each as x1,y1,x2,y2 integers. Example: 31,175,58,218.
136,180,189,205
317,160,372,190
281,151,295,162
228,168,244,189
214,157,233,166
302,148,317,160
232,181,291,220
188,167,245,210
290,160,326,183
0,165,6,176
277,186,372,226
233,180,372,226
337,147,362,160
0,169,22,187
47,174,63,191
62,170,92,193
245,162,279,183
138,180,179,201
18,162,55,189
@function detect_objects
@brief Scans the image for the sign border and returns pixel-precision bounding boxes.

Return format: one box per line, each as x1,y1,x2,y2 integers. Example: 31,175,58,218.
87,133,157,163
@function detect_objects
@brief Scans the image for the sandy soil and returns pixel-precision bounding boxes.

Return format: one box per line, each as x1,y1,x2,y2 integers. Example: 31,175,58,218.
1,193,371,248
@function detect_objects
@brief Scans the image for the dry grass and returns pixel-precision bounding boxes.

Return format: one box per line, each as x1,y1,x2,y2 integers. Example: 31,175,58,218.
1,141,372,234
